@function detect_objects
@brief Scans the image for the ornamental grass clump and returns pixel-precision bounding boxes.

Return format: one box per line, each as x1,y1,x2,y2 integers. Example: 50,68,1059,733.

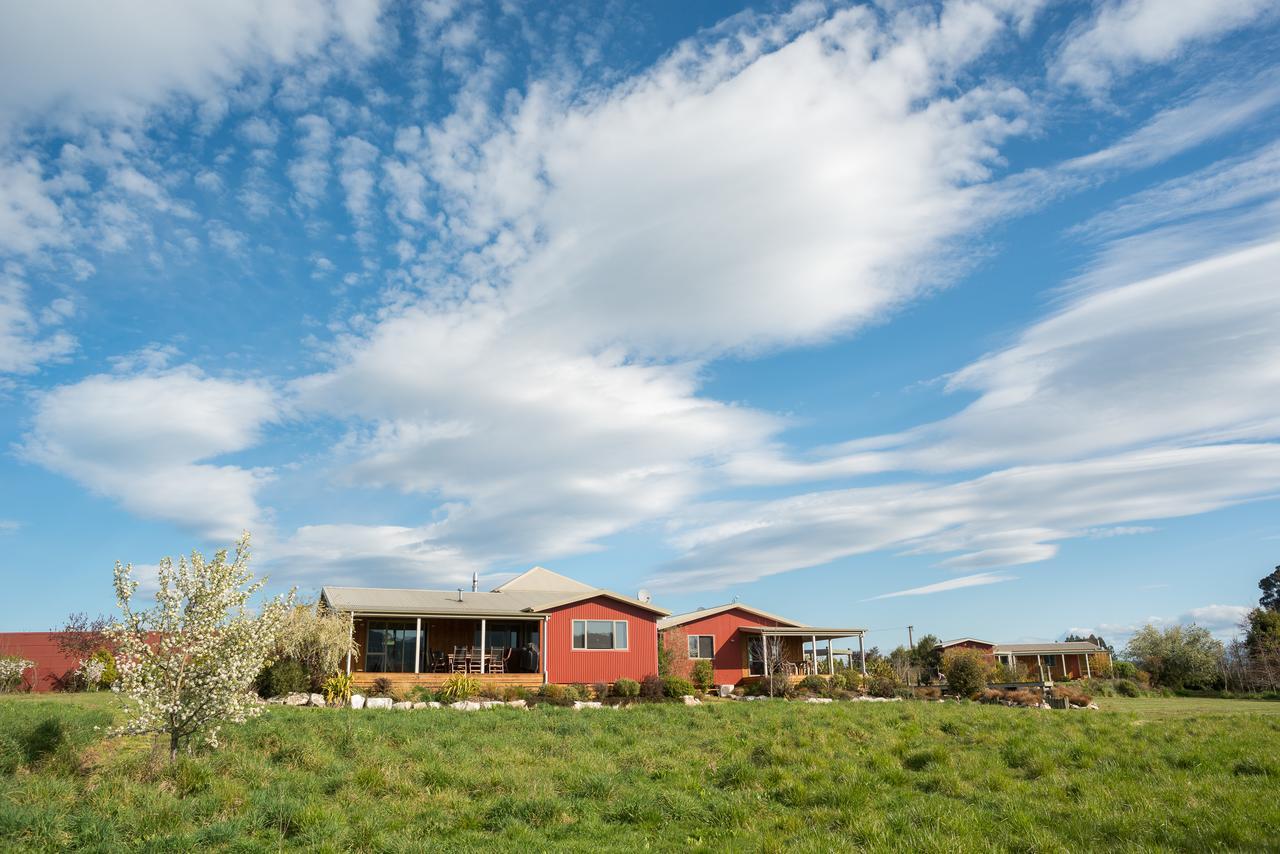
109,532,294,760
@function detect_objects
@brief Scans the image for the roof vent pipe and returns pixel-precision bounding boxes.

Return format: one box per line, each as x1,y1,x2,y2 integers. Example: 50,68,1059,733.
457,588,463,602
472,571,478,593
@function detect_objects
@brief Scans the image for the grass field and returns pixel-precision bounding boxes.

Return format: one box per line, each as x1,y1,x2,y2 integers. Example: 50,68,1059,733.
2,693,1278,852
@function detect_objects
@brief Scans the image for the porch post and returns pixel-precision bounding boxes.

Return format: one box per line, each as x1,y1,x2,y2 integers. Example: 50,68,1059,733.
480,618,487,674
542,615,549,685
1084,653,1092,679
811,634,817,674
346,612,354,675
828,639,834,675
1037,655,1045,682
858,634,866,675
414,617,422,674
1061,653,1067,679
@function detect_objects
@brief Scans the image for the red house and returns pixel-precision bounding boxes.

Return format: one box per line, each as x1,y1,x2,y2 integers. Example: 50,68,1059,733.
658,603,866,687
320,567,668,691
934,638,1111,681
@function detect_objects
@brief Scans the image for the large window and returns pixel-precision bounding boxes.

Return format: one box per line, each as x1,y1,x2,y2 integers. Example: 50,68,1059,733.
687,635,714,659
572,619,628,650
365,620,420,673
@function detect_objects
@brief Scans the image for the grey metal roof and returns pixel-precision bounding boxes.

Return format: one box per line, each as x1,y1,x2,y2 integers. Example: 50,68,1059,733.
994,642,1105,655
320,583,669,617
738,625,866,638
657,602,804,631
936,637,996,648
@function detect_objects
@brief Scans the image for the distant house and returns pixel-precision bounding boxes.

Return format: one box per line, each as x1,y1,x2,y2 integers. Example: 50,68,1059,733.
320,567,668,690
934,638,1111,681
657,603,866,687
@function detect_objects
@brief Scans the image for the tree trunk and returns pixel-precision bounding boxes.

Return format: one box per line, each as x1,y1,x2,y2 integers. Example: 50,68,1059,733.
169,729,180,762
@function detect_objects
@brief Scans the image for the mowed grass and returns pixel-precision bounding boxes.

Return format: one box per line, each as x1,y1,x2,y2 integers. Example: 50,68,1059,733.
2,695,1279,852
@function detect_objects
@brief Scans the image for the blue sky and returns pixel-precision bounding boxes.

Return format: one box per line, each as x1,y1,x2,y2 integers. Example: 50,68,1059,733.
2,0,1279,650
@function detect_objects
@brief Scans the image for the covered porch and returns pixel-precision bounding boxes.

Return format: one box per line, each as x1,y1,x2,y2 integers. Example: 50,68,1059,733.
346,613,548,688
741,625,869,677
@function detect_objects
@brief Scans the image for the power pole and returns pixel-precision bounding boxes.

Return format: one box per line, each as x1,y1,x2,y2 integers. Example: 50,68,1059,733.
907,625,915,686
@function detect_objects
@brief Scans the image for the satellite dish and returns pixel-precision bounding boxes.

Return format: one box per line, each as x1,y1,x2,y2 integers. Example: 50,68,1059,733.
637,589,651,603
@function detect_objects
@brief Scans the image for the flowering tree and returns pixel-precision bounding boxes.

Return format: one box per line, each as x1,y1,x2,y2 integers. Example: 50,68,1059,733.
109,532,293,760
0,656,34,692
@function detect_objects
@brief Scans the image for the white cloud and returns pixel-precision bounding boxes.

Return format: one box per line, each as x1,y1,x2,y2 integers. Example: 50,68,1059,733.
1052,0,1275,93
286,114,333,207
0,0,388,127
0,269,76,374
0,157,65,255
21,366,280,539
868,572,1016,599
657,443,1280,590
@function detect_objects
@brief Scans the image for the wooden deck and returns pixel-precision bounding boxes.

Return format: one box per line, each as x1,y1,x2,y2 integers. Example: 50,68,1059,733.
352,672,544,691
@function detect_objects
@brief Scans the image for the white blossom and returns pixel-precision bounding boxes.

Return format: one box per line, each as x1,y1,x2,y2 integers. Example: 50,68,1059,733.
0,656,35,691
108,532,294,759
76,656,107,690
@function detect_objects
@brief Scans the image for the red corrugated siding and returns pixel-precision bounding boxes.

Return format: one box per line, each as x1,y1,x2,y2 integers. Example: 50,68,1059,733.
0,632,84,692
661,608,799,686
942,641,996,652
545,597,659,684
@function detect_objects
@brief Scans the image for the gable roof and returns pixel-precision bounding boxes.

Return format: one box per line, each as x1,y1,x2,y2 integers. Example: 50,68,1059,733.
320,567,669,618
657,602,805,631
936,637,996,648
491,566,596,594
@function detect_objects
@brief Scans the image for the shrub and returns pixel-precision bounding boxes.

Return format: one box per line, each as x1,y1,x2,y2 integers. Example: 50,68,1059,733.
662,675,695,698
0,656,34,693
593,682,611,700
613,678,640,697
540,683,566,702
915,686,942,700
322,672,353,706
865,659,899,698
1007,689,1043,707
270,603,358,690
561,685,583,703
368,676,394,697
759,672,793,697
1112,660,1138,679
1114,678,1142,697
257,659,309,698
1124,624,1224,689
797,674,825,695
502,685,530,702
640,674,664,699
940,648,995,698
89,648,118,689
438,674,480,702
1088,652,1113,678
690,660,713,692
1051,685,1093,706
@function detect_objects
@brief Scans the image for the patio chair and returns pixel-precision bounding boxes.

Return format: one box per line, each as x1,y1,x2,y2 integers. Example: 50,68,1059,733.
488,647,506,674
466,647,484,673
430,650,448,673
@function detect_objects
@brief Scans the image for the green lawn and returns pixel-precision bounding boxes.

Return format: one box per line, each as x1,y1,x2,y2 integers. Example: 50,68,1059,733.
2,693,1279,852
1098,695,1280,718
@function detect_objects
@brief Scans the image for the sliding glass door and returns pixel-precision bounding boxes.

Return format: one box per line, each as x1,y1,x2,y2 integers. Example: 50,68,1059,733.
365,620,420,673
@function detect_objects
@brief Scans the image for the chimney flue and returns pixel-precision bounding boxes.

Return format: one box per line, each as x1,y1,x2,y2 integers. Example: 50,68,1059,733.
472,571,479,593
457,588,463,602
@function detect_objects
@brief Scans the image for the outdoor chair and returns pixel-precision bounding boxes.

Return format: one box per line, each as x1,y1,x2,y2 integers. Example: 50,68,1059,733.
430,650,448,672
488,647,506,673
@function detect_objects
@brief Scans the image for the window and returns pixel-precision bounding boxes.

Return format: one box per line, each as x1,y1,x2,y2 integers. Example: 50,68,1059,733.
572,619,628,650
687,635,714,659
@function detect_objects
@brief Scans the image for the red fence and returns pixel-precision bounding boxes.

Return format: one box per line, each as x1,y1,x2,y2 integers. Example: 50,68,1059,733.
0,632,91,692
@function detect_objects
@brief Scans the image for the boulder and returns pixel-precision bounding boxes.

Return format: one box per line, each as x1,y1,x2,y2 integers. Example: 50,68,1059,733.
451,700,483,711
412,702,429,709
308,693,326,707
392,701,413,710
804,697,833,704
682,695,702,706
282,693,310,706
1086,702,1099,710
366,697,393,709
428,701,442,709
479,700,505,709
349,694,365,709
506,699,528,709
573,701,603,709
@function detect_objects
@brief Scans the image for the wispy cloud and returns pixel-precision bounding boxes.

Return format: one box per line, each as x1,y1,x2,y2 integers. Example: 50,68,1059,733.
867,572,1017,600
